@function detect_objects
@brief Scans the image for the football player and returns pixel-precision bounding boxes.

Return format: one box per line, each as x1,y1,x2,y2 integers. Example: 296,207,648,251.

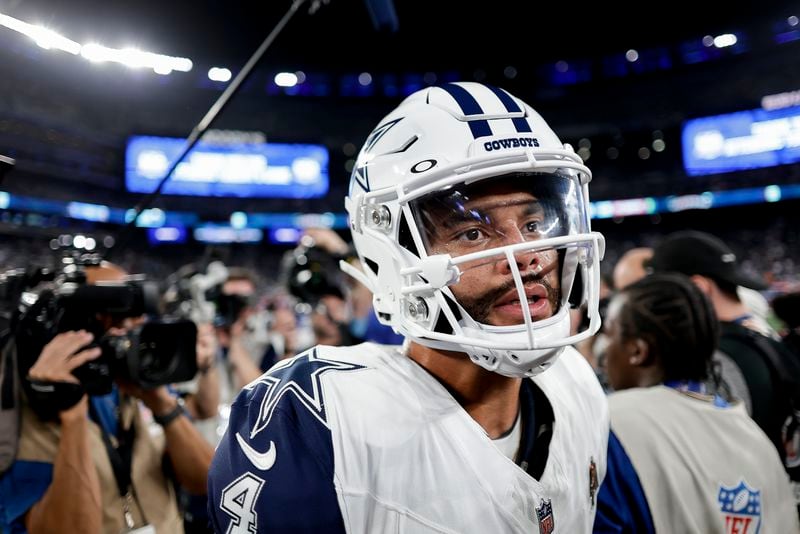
208,82,609,533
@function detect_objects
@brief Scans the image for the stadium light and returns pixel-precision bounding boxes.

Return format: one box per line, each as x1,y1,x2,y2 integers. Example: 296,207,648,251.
0,11,192,74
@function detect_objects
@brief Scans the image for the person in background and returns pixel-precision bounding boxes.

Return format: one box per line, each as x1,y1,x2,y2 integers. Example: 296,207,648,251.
595,273,797,533
737,285,781,340
612,247,652,291
298,227,406,345
772,291,800,358
0,262,214,534
648,230,796,462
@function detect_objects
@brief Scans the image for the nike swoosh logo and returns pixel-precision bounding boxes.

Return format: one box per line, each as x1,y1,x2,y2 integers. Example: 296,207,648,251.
235,433,277,471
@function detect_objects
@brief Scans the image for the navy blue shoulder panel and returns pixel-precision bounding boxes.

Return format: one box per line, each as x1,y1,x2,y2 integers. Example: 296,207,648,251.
208,348,364,533
594,430,655,533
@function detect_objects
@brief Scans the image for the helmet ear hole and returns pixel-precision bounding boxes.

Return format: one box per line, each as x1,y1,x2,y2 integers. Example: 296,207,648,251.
432,309,453,336
569,268,584,309
397,212,419,256
431,293,462,336
363,257,379,276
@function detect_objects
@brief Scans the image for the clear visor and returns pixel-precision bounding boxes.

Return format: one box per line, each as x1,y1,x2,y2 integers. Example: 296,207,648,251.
409,172,589,326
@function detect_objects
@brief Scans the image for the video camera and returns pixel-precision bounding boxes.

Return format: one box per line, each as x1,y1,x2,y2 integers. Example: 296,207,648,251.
280,240,349,307
1,254,197,418
163,260,256,329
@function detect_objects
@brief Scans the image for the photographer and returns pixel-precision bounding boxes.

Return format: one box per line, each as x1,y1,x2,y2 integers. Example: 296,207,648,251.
0,262,214,534
293,228,403,347
215,268,278,392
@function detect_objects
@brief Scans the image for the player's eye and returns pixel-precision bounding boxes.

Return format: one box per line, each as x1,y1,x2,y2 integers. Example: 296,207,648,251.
455,227,485,243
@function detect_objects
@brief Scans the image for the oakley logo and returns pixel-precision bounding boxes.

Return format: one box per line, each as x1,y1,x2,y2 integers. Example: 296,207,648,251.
411,159,437,173
236,433,277,471
483,137,540,151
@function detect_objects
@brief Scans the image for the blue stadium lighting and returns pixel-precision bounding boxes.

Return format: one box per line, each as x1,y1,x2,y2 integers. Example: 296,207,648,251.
126,135,329,198
148,226,188,244
270,227,302,244
274,72,298,87
230,211,248,229
3,185,800,237
665,192,714,213
194,225,263,244
773,15,800,44
682,104,800,176
66,201,110,222
764,184,782,202
125,207,166,227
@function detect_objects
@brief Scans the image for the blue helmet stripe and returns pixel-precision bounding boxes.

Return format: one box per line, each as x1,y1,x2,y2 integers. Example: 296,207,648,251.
487,85,532,133
439,83,492,138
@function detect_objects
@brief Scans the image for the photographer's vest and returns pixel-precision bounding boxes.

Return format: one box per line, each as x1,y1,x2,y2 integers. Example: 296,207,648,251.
16,394,182,533
610,386,798,533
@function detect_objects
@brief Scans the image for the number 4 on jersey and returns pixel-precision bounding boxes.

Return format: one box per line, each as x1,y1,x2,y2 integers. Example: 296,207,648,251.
220,473,266,534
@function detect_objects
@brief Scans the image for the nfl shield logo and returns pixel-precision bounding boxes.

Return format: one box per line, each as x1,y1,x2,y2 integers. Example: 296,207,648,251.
717,479,762,534
536,499,554,534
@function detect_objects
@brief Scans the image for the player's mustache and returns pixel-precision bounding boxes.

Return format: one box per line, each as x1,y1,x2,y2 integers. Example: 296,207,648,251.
460,263,561,323
485,273,558,307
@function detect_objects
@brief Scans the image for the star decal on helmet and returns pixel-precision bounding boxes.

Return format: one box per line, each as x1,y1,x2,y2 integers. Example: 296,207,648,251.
365,117,403,152
353,161,371,193
352,117,405,192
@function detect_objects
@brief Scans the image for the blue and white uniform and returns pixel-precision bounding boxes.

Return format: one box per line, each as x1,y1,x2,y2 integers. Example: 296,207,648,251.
208,342,608,533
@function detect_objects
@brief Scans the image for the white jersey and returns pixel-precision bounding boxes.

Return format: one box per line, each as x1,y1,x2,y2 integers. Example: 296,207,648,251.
208,343,608,533
609,386,799,534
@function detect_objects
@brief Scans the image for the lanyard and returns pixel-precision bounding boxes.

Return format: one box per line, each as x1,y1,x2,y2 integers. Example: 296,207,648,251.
88,399,148,528
663,380,706,394
664,380,729,407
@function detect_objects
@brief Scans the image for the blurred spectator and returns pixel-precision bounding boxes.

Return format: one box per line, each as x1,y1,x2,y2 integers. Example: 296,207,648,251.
574,272,613,373
773,291,800,358
595,273,797,533
259,299,302,368
284,228,402,347
343,257,404,345
213,268,268,394
737,286,781,340
612,247,653,291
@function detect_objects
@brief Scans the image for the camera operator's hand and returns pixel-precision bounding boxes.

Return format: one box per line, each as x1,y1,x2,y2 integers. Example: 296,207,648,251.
196,322,217,373
116,383,214,495
28,330,102,385
228,316,263,390
120,383,175,416
184,322,220,420
304,227,350,256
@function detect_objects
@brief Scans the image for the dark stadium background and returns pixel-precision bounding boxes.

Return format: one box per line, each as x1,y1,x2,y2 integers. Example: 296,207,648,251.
0,0,798,288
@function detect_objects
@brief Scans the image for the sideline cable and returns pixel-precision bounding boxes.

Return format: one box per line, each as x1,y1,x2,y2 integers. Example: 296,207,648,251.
109,0,317,259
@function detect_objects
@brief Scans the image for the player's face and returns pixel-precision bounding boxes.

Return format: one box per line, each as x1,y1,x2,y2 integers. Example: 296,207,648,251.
422,182,561,327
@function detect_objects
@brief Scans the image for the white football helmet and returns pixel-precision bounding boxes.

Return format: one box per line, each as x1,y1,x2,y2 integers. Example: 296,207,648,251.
341,82,605,377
